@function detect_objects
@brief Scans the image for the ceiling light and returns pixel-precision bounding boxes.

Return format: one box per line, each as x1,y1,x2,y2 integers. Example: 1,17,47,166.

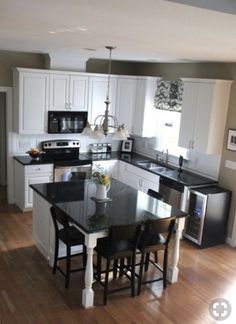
76,27,87,32
83,48,96,51
82,46,128,141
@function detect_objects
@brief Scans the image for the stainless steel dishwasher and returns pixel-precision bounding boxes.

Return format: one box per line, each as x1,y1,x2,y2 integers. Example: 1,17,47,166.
158,176,185,209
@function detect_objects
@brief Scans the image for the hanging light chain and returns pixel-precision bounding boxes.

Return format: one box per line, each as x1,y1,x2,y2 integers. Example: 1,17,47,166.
105,46,115,101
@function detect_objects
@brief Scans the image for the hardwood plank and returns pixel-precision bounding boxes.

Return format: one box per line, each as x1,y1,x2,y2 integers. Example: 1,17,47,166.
0,185,236,323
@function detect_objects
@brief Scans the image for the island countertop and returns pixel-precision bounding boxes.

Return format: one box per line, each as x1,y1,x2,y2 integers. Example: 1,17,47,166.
30,179,187,234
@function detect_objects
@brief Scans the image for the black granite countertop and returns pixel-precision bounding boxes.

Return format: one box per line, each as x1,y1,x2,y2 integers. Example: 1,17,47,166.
13,155,54,165
30,179,187,234
13,153,91,166
14,151,217,187
85,151,217,187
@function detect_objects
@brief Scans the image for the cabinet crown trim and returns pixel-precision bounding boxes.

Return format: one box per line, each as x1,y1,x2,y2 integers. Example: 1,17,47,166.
181,78,233,84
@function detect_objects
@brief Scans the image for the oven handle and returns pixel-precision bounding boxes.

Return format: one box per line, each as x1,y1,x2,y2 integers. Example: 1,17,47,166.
54,164,92,170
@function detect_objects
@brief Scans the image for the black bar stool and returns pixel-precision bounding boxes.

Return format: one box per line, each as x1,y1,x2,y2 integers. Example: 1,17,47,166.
95,223,142,305
50,206,86,289
137,217,176,295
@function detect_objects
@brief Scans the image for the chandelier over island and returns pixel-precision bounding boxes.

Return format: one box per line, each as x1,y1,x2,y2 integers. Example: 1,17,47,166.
82,46,128,140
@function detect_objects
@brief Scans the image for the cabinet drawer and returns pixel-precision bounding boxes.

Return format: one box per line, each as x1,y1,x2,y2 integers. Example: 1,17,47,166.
25,164,53,174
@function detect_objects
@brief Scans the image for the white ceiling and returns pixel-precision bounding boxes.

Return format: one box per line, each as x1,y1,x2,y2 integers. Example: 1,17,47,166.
1,0,236,63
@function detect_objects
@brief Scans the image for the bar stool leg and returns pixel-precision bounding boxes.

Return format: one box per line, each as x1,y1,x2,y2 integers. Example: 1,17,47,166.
103,258,111,305
65,245,71,289
53,237,59,274
163,249,168,289
137,252,145,295
131,254,136,297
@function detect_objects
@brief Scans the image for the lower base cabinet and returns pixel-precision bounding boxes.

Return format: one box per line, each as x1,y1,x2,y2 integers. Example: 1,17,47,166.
118,161,160,193
92,160,119,179
14,161,53,211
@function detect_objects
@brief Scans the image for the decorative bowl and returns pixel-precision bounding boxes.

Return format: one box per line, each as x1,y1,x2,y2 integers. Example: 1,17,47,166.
27,150,41,160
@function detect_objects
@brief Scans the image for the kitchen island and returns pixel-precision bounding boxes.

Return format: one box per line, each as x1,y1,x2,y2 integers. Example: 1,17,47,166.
30,179,187,308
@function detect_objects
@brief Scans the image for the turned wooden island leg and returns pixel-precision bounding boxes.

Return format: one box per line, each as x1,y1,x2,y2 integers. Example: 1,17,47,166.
167,218,185,283
82,233,97,308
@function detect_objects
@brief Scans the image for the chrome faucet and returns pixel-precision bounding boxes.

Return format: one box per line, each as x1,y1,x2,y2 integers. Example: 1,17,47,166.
165,149,169,167
156,149,169,167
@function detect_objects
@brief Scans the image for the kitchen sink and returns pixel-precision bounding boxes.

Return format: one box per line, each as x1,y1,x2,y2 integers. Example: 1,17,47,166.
136,161,173,172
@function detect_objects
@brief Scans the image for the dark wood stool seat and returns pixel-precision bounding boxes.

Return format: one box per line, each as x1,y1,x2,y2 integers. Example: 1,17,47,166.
137,217,175,295
95,223,142,305
50,206,86,289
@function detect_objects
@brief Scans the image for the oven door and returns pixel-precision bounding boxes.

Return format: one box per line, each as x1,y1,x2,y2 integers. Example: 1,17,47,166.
54,164,92,182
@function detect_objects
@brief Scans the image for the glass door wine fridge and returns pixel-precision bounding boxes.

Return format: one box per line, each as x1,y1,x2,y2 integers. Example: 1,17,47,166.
183,186,231,248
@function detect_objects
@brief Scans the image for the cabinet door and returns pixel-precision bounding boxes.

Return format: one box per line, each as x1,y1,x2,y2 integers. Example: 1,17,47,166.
132,78,158,137
115,78,137,133
118,161,140,190
142,178,160,194
25,174,53,208
178,80,231,154
178,82,198,150
49,74,70,110
17,72,49,134
192,83,213,153
132,79,146,136
88,76,117,124
70,76,88,111
93,160,118,177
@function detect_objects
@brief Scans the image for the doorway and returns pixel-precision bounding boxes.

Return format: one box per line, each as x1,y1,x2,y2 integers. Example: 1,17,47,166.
0,92,7,185
0,87,13,204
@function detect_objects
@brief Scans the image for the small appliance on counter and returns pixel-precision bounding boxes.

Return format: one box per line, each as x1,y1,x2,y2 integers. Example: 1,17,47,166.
89,143,112,154
88,143,112,160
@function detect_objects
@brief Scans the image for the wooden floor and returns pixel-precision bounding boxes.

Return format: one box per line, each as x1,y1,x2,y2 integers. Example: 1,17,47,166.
1,185,236,324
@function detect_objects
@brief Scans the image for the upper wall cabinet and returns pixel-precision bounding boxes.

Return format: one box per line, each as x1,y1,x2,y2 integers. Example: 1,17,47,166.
88,76,117,124
132,77,161,137
115,77,137,133
13,68,49,134
178,78,232,155
49,73,88,111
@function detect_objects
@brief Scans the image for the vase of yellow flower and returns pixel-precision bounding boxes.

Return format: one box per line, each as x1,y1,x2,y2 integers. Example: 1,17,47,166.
92,172,110,200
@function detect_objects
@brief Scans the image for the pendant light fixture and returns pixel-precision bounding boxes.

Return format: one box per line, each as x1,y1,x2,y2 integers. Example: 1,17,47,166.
82,46,128,140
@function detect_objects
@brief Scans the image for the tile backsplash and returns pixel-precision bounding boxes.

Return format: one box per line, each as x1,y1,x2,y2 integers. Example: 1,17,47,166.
132,135,220,180
12,132,121,155
12,132,220,180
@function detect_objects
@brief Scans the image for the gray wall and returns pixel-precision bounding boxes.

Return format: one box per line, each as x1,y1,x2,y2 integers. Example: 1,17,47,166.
86,59,138,75
0,50,45,87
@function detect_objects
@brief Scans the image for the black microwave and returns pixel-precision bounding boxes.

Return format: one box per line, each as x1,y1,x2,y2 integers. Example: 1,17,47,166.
48,111,88,134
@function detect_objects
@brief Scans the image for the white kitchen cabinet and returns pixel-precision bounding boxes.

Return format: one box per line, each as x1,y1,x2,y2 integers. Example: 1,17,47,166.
115,77,137,133
14,161,53,211
132,77,161,137
13,68,49,134
88,76,117,125
92,160,119,179
49,73,88,111
178,78,232,154
118,161,160,193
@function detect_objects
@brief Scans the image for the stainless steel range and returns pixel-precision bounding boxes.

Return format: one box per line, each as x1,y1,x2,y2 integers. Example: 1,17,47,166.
41,139,92,182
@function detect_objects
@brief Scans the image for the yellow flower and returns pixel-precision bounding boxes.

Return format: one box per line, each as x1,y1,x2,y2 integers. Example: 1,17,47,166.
92,172,110,187
102,175,110,187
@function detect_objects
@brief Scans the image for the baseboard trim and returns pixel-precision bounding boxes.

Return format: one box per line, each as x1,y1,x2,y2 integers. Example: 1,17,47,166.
226,236,236,247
